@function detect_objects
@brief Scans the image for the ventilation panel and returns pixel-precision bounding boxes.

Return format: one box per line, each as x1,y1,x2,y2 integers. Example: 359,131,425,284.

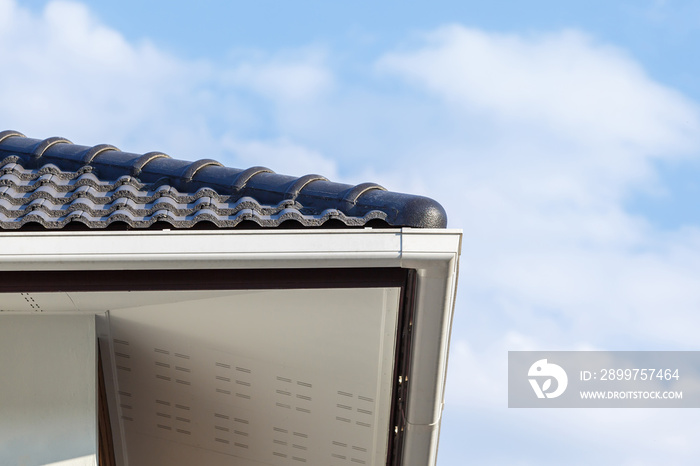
105,288,400,465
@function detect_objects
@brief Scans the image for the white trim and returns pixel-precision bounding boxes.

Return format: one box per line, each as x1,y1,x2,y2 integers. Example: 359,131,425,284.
0,229,460,269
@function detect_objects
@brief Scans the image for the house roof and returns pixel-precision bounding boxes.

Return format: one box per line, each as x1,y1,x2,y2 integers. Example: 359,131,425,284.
0,130,447,230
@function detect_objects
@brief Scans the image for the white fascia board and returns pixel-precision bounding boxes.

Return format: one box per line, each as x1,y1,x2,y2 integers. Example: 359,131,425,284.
0,229,404,270
0,228,461,271
0,228,462,466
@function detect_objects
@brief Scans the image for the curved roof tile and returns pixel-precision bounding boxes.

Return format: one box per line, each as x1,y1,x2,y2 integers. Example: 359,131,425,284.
0,131,447,230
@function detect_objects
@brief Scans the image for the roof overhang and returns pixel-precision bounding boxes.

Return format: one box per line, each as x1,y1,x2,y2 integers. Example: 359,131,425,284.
0,228,461,465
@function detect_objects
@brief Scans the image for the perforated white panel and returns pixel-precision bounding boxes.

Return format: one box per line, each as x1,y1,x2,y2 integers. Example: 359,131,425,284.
106,288,400,466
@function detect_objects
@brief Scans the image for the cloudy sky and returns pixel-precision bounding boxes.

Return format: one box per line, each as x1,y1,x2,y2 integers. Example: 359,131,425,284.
2,0,700,464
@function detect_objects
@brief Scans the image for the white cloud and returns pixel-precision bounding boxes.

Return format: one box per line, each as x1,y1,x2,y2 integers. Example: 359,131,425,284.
0,0,198,146
0,0,334,162
220,136,339,179
378,26,697,154
366,24,700,375
223,49,334,103
370,25,700,349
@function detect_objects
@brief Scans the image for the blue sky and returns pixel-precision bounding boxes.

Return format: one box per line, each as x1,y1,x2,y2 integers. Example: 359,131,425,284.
3,1,700,464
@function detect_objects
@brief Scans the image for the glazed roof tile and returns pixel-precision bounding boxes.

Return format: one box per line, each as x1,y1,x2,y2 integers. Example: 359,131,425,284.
0,130,447,230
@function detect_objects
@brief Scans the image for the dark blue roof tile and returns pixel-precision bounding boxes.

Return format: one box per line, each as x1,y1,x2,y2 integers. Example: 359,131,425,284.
0,130,447,230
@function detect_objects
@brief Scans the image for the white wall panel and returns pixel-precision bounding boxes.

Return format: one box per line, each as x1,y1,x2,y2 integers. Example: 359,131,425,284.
0,314,96,466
